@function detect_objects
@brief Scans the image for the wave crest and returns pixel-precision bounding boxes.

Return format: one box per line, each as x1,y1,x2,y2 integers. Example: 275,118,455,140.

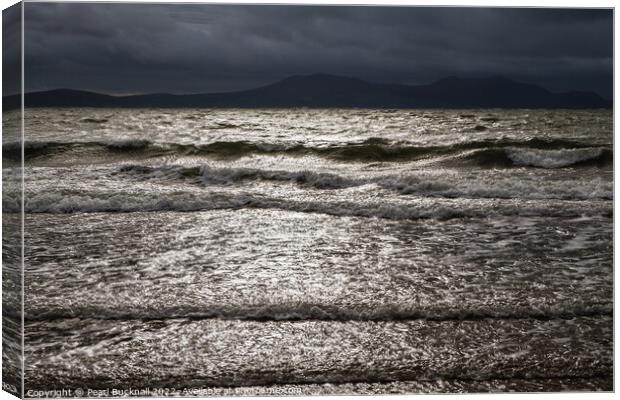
506,147,611,168
8,191,612,218
117,165,613,200
5,138,612,167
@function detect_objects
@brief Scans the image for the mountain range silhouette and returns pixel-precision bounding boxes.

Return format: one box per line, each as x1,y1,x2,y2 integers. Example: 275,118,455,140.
3,74,611,110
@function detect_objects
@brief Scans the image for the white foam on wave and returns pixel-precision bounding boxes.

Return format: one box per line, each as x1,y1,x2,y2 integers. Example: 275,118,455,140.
384,174,613,201
8,191,612,219
121,164,614,201
13,192,254,214
506,147,605,168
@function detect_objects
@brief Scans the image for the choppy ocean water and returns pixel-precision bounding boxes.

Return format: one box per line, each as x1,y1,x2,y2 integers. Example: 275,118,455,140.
2,108,613,394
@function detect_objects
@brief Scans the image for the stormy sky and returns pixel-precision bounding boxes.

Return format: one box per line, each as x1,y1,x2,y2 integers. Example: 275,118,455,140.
16,3,614,98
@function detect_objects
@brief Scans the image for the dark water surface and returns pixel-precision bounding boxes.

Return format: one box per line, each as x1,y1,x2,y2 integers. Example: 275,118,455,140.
3,108,612,394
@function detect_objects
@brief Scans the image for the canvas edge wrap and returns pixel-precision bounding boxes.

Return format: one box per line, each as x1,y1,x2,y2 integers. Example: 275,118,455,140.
2,1,24,398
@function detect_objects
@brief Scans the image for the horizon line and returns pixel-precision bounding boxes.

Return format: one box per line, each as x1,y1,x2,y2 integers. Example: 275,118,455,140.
7,73,610,100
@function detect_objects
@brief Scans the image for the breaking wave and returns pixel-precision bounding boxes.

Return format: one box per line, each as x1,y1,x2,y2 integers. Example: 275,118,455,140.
118,165,358,190
7,191,612,219
458,147,612,168
506,147,611,168
117,164,613,200
4,138,612,167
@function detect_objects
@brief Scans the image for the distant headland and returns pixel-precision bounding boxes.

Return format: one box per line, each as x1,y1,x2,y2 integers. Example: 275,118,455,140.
3,74,611,110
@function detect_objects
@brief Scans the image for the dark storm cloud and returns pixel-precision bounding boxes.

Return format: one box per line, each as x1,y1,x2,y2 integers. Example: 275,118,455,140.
3,3,21,96
23,3,613,97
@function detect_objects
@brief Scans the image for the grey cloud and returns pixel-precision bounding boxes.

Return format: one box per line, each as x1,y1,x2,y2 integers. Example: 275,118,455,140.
22,3,613,97
3,3,21,96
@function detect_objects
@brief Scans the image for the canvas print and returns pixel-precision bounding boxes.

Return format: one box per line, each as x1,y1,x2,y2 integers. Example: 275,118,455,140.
1,2,614,397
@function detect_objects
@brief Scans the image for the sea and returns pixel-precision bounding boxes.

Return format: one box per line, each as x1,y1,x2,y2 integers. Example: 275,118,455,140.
2,108,613,395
